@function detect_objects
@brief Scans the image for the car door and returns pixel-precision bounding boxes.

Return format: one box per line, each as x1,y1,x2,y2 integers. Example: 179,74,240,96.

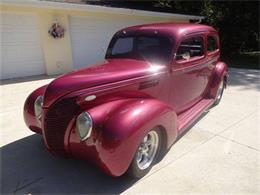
204,33,221,91
169,34,209,114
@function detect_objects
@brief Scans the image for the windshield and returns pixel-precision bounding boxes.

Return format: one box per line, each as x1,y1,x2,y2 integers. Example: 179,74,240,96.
105,34,173,65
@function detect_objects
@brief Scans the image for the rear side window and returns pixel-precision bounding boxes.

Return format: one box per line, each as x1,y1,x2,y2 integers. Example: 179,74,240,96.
176,36,204,61
207,35,218,52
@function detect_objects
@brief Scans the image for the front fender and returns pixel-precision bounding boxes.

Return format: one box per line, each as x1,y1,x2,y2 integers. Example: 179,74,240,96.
209,61,228,98
69,98,177,176
23,85,47,134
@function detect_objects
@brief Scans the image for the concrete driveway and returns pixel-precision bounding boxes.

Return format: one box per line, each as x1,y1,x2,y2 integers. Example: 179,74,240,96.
1,68,259,194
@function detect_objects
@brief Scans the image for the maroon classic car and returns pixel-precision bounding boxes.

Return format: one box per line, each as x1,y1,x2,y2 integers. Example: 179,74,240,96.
24,23,228,178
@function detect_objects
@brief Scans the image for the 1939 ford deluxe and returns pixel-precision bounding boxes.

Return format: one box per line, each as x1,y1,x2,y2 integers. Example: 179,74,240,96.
24,23,228,178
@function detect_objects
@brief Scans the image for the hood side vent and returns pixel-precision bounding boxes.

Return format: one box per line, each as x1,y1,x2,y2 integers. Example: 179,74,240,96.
139,79,159,90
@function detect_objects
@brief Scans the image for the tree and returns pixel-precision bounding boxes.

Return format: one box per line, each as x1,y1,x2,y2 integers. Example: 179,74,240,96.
201,1,259,54
154,0,259,54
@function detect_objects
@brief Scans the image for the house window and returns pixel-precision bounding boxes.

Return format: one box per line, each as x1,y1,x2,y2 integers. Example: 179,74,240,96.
207,35,218,52
176,36,204,61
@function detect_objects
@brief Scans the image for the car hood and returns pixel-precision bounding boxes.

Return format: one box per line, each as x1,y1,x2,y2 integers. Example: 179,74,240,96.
43,59,166,107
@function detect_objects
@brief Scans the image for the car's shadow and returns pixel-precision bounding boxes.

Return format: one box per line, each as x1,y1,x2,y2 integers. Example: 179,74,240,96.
1,111,211,194
1,134,136,194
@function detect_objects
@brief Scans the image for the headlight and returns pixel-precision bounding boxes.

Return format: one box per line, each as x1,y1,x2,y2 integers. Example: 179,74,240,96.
76,112,93,141
34,96,43,119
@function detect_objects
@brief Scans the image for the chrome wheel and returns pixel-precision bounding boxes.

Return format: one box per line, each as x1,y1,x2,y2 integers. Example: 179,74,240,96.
136,130,159,170
216,80,224,101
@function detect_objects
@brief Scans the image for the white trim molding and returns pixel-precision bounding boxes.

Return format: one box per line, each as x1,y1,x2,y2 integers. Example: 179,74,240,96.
0,0,204,20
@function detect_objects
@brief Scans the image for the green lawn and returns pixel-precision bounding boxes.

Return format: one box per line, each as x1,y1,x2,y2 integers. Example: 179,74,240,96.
221,53,260,69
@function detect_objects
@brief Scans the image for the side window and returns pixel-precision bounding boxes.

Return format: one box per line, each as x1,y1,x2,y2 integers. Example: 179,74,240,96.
207,35,218,52
176,36,204,61
112,37,134,55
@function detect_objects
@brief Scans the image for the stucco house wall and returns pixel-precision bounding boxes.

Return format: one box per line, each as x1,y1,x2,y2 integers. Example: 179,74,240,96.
0,0,203,79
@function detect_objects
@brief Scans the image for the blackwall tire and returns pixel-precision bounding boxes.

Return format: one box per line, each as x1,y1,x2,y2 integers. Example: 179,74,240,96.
213,79,225,106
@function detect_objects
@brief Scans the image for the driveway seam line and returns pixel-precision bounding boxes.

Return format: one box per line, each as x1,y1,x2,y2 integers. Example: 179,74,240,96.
140,135,215,182
13,177,43,194
216,110,257,135
216,134,260,153
139,110,258,182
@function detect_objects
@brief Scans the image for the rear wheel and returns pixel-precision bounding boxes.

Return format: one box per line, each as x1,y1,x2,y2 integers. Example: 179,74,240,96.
127,128,162,178
214,79,224,106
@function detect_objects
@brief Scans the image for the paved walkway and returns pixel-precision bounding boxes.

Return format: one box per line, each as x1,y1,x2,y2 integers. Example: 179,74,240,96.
1,68,259,194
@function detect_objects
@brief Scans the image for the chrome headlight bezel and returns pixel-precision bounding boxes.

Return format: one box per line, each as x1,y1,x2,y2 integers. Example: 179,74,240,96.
34,95,44,119
76,112,93,141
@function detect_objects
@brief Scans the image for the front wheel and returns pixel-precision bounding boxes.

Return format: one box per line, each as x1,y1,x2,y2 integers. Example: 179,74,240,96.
127,128,162,178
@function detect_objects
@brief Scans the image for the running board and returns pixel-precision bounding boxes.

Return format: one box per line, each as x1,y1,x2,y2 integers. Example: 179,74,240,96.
177,98,215,133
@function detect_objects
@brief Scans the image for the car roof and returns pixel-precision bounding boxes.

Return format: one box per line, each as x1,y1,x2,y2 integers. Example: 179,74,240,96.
119,23,217,38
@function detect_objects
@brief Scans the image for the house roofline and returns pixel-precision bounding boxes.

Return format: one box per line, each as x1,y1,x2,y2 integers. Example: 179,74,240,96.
0,0,205,20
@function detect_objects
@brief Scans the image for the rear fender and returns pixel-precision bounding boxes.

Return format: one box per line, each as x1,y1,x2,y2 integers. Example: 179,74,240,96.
209,61,228,98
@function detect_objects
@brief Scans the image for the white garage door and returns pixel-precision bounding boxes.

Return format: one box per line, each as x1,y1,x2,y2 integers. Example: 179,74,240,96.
0,12,45,80
69,15,142,69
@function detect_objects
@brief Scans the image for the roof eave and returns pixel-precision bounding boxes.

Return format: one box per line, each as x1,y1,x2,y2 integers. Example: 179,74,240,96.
0,0,205,20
